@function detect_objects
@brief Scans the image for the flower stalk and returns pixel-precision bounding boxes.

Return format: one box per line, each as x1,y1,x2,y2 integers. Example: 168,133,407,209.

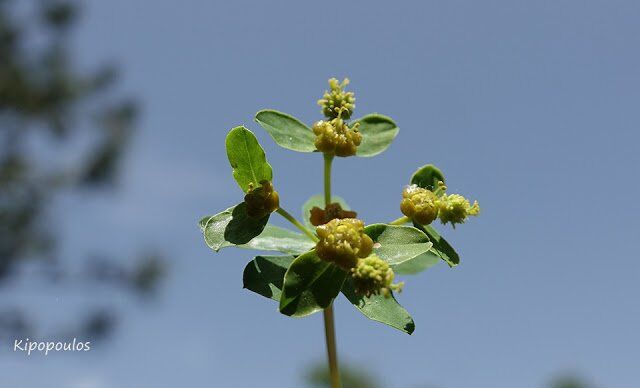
275,208,318,242
389,216,410,225
322,152,341,388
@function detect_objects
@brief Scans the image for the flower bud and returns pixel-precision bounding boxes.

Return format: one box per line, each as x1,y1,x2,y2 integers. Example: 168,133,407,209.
437,193,480,227
315,218,373,270
317,78,355,120
350,255,404,298
313,119,362,157
400,185,439,225
309,202,357,226
244,180,280,219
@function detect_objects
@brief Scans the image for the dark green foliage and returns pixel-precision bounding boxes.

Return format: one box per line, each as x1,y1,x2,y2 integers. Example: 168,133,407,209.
410,164,445,191
414,223,460,267
243,255,295,301
0,0,162,340
342,278,415,334
279,250,347,317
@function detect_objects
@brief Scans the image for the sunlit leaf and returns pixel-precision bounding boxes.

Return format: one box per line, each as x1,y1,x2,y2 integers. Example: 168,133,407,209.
225,126,273,192
201,209,313,254
363,224,432,266
255,110,316,152
201,203,269,251
239,225,315,255
342,278,415,334
393,251,441,275
354,114,399,157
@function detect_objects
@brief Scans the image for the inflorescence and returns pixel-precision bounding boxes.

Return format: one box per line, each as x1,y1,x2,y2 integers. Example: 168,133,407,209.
401,182,479,227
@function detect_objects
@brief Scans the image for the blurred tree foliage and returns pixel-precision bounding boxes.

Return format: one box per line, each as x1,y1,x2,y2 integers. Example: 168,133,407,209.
550,375,594,388
0,0,163,341
303,361,597,388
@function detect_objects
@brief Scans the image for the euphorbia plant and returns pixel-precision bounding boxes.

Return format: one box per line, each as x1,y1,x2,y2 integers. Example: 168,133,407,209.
199,78,480,388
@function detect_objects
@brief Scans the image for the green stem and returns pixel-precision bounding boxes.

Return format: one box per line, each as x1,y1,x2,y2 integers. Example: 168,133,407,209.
323,304,340,388
389,216,410,225
324,153,334,206
322,152,340,388
276,208,318,242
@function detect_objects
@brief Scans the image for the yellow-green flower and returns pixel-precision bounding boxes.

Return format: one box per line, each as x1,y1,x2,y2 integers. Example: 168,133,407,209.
400,185,439,225
437,193,480,227
313,118,362,157
351,255,404,298
317,78,355,120
316,218,373,270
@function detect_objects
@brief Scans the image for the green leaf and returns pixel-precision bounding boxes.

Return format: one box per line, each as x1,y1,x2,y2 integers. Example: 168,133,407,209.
201,210,313,254
225,126,273,192
393,251,441,275
341,278,415,334
255,110,316,152
301,194,351,229
198,215,212,232
243,255,295,301
363,224,432,266
201,203,269,251
239,225,315,255
202,208,236,251
410,164,445,191
279,250,346,317
354,114,399,157
415,223,460,267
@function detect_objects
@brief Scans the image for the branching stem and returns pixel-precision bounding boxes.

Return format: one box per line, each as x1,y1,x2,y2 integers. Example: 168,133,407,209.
276,208,318,242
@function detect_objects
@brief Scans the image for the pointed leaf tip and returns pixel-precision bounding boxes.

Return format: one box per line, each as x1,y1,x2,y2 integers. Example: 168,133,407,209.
255,110,316,152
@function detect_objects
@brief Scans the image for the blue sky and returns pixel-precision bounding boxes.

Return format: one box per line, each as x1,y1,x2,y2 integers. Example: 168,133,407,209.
4,1,640,387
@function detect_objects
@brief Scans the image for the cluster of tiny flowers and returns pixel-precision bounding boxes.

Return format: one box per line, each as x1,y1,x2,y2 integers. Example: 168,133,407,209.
315,218,373,270
244,180,279,218
315,218,404,298
309,202,357,226
317,78,355,120
351,255,404,298
400,185,439,225
400,183,480,227
437,193,480,226
313,118,362,157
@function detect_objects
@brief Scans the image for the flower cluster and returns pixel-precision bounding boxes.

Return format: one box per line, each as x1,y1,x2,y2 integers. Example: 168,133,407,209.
351,255,404,298
437,193,480,226
315,218,404,298
400,183,480,227
400,185,439,225
205,75,483,342
244,180,279,218
318,78,355,120
309,202,357,226
313,119,362,157
315,218,373,270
